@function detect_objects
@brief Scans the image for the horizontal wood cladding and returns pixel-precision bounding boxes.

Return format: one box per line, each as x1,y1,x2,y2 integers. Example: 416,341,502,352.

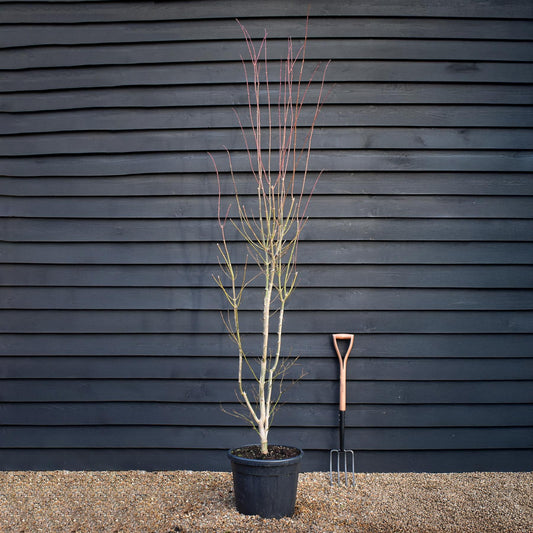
3,448,533,473
5,218,533,242
2,402,533,427
2,151,531,176
3,287,533,311
2,63,532,92
1,356,532,380
3,85,532,113
2,310,532,334
0,0,532,472
1,1,532,23
2,18,533,48
0,379,532,404
3,40,533,70
2,173,532,196
0,426,532,451
0,449,531,473
4,128,533,154
4,242,533,264
3,107,532,136
2,265,533,288
3,194,533,218
2,333,532,358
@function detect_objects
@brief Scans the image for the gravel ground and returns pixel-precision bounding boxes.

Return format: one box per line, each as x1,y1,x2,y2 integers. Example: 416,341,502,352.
0,471,532,532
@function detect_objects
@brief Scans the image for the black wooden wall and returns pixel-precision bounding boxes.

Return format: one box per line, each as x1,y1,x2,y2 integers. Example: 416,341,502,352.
1,0,532,472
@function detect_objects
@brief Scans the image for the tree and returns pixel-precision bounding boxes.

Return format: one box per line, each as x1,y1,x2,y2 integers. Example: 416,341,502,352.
209,18,329,456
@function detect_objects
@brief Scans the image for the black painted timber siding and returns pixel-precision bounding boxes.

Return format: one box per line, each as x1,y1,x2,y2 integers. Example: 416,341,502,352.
1,0,532,472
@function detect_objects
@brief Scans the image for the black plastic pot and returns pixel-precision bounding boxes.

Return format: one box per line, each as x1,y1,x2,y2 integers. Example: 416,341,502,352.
227,446,303,518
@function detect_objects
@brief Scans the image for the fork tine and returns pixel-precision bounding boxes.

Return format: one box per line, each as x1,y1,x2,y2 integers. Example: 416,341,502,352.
329,449,356,487
344,451,348,485
329,449,334,484
347,449,355,486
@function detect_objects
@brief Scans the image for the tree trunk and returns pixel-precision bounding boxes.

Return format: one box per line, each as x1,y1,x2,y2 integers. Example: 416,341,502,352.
260,434,268,456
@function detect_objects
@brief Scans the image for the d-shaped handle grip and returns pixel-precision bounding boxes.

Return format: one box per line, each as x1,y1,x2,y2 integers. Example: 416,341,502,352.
332,333,354,411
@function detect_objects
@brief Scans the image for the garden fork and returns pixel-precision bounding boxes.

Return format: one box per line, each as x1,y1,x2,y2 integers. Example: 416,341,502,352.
329,333,355,486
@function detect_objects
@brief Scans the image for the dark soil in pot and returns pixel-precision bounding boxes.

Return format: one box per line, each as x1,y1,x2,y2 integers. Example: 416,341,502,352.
231,444,300,460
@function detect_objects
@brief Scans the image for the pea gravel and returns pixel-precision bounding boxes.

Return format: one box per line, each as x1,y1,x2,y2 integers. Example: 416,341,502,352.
0,471,531,532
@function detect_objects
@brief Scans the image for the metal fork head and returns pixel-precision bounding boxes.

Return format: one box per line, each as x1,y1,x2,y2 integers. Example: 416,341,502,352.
329,449,355,486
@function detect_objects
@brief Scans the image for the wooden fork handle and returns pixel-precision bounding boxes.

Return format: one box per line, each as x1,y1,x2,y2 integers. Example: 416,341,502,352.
332,334,354,411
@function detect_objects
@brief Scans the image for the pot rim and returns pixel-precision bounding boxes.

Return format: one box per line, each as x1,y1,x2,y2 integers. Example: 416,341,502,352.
228,444,303,467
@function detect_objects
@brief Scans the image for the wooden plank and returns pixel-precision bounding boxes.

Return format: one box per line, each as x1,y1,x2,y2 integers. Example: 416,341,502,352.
4,195,533,219
2,402,532,427
2,264,532,289
3,106,532,135
0,425,531,450
0,448,530,473
4,217,532,243
2,150,532,177
1,309,532,334
3,84,532,113
2,333,531,358
3,128,532,155
0,379,531,404
3,287,533,311
313,172,533,196
335,450,533,473
2,61,531,93
2,19,533,48
1,356,531,381
3,40,532,70
1,0,531,22
3,173,532,197
3,241,532,265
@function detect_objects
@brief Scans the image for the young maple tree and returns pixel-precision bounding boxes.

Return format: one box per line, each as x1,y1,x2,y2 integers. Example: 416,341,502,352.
209,18,329,456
